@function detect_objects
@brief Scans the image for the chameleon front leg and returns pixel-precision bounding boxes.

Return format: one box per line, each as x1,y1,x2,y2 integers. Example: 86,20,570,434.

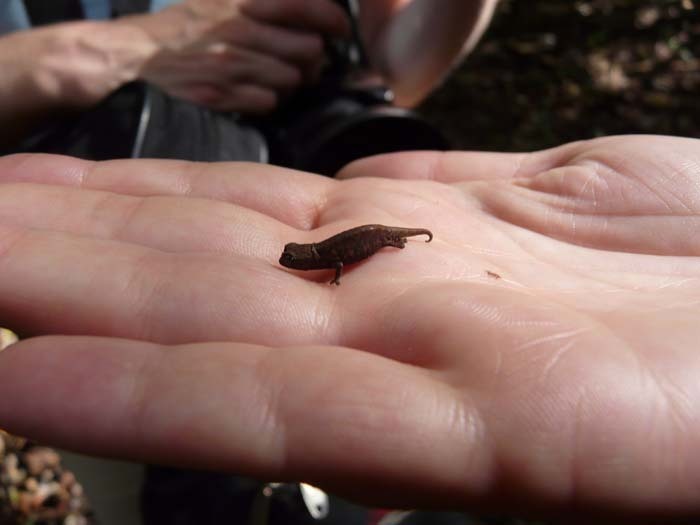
330,261,343,285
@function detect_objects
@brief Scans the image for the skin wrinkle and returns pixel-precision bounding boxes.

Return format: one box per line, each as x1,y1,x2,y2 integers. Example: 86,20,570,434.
310,285,338,344
362,286,414,361
504,161,697,228
254,280,317,343
675,157,700,204
52,182,268,254
378,285,454,368
309,180,334,231
568,194,577,242
401,179,451,213
474,186,552,240
439,184,482,235
509,175,576,210
588,279,699,299
568,390,586,510
539,209,700,218
66,157,91,188
115,249,169,342
632,339,696,436
487,229,688,317
431,150,449,181
450,207,531,263
175,161,199,197
653,277,700,290
438,387,494,493
329,177,411,218
638,295,700,314
153,257,283,343
521,143,590,180
644,176,692,216
576,162,603,211
119,340,160,453
654,372,695,444
659,387,700,497
459,241,519,260
541,317,640,508
247,345,290,475
661,157,700,214
512,170,632,220
366,176,430,207
627,360,697,496
507,150,530,179
95,192,146,243
504,227,625,292
504,213,700,294
538,338,579,384
514,159,700,223
0,226,28,261
567,375,648,513
512,327,590,355
293,170,335,225
639,155,687,198
258,169,333,230
615,154,694,216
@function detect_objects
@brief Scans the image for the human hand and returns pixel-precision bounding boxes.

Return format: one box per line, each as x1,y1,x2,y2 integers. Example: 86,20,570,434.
0,135,699,520
0,20,155,138
130,0,349,112
0,0,347,140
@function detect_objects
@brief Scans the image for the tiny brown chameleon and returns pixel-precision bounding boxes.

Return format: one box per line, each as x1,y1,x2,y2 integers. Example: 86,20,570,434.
279,224,433,285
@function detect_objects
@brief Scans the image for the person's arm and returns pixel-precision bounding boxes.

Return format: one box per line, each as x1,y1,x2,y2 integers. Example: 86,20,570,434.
0,20,156,144
0,0,350,146
358,0,499,106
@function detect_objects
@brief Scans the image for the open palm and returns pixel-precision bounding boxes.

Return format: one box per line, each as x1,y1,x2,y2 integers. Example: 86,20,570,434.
0,135,698,520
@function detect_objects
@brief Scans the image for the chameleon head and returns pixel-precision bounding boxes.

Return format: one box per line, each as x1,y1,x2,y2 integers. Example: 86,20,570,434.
279,242,316,269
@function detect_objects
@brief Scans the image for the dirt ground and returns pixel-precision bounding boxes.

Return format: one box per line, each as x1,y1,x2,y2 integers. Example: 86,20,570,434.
420,0,700,152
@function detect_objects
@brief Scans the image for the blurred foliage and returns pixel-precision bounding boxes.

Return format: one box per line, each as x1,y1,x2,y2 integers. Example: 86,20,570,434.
419,0,700,151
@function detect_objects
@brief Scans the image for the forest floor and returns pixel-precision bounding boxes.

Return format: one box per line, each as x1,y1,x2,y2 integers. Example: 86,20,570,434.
420,0,700,151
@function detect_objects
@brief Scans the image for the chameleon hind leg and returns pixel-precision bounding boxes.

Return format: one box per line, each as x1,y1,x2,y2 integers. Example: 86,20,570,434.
386,235,407,249
330,261,343,285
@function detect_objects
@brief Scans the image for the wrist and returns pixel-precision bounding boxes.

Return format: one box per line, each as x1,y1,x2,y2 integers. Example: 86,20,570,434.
123,3,209,51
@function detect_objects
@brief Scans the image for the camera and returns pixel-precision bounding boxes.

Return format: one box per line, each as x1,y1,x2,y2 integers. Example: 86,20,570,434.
256,0,450,176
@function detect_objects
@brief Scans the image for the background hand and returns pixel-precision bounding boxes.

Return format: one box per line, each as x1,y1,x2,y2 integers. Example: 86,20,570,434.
0,0,349,142
0,135,698,520
133,0,349,112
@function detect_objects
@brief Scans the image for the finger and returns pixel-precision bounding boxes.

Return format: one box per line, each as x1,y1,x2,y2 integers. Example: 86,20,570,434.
241,0,350,37
141,47,301,109
0,182,288,254
210,45,304,91
336,147,576,183
0,154,333,229
187,82,280,113
0,172,410,259
0,335,480,508
0,217,452,348
221,18,324,69
0,224,336,343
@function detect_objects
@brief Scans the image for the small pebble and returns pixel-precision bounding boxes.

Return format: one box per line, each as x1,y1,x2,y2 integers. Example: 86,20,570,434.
60,470,76,488
23,477,38,493
1,432,97,524
25,447,61,476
